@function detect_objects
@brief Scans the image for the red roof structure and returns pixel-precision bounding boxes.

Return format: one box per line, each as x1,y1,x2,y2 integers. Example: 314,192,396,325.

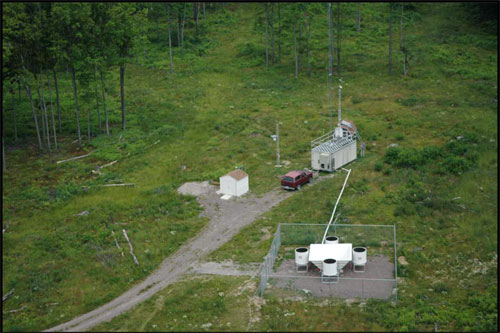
226,169,248,181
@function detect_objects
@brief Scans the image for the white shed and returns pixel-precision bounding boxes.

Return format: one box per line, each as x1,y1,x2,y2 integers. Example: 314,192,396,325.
219,169,249,197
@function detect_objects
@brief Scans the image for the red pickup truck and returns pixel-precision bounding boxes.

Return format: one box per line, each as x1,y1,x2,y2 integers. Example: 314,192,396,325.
281,170,313,190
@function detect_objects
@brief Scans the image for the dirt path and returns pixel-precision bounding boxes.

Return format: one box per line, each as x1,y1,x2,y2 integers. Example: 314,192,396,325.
47,183,295,332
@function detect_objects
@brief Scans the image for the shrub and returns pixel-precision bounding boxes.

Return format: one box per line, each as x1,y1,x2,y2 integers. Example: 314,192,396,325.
439,155,474,174
374,162,383,172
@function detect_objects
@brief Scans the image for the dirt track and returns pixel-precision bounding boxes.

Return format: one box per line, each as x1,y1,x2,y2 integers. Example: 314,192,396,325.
47,182,295,332
47,175,334,332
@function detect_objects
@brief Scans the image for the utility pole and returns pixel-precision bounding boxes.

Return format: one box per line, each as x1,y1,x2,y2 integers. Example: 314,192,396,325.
276,122,280,166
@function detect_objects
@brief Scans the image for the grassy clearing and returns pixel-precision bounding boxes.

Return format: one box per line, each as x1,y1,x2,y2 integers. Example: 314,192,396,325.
2,2,497,332
92,275,253,332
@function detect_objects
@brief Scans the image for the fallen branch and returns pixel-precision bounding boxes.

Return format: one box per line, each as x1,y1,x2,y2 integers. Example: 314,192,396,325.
56,153,90,164
112,230,124,257
4,305,27,313
122,229,139,265
144,140,160,149
3,289,14,302
100,160,118,169
100,183,135,187
91,169,103,176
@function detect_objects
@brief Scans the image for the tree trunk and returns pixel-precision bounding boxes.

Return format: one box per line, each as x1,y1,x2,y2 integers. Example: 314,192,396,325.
40,69,52,151
181,4,186,46
71,66,82,147
142,32,146,63
337,2,341,77
328,2,335,132
278,3,281,62
94,66,101,134
167,3,174,74
306,12,311,76
203,2,206,18
270,3,275,65
18,80,22,101
26,83,43,150
265,3,269,68
36,86,47,149
298,20,303,70
404,51,408,76
329,2,335,76
2,137,6,172
120,64,126,130
87,103,91,142
388,3,393,75
177,13,181,47
399,3,403,50
47,72,58,150
53,69,62,133
194,2,199,34
11,88,17,142
100,70,109,136
294,19,298,79
356,3,360,32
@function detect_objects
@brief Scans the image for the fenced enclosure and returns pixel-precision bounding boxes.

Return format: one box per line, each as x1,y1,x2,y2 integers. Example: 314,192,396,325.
257,223,398,302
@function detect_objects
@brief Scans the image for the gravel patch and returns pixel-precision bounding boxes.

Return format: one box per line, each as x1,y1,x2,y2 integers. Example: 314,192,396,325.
270,255,395,300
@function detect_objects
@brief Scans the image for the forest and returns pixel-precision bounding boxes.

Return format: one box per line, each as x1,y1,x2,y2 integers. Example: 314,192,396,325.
2,2,498,332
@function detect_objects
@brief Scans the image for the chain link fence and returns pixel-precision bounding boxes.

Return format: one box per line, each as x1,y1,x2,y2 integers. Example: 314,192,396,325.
257,223,398,301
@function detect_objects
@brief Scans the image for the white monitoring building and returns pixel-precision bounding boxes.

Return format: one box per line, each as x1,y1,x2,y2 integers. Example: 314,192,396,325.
311,119,358,172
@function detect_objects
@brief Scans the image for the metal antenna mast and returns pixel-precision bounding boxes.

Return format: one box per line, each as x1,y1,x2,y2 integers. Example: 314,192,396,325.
338,78,342,125
328,2,335,133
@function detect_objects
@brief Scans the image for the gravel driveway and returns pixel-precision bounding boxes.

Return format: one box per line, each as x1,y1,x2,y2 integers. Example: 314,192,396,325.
47,182,295,331
47,175,334,332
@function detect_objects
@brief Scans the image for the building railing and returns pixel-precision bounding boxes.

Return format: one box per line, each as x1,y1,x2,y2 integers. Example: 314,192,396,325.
311,130,335,149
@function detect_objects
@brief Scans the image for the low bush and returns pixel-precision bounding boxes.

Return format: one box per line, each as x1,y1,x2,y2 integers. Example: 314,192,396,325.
384,135,478,174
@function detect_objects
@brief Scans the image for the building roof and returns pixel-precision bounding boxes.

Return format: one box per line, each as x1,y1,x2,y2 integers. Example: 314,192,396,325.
312,136,356,154
225,169,248,181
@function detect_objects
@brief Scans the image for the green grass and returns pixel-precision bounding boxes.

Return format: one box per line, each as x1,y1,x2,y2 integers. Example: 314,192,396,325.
2,2,497,332
92,275,253,332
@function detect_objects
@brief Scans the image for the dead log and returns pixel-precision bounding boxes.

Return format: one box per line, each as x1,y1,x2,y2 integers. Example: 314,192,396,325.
112,230,124,257
122,229,139,265
4,305,27,313
100,160,118,169
56,153,90,164
144,140,160,149
3,289,14,302
100,183,135,187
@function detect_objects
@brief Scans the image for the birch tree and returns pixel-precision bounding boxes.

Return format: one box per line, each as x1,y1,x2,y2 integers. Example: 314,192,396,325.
265,3,269,68
388,3,393,75
167,3,174,73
